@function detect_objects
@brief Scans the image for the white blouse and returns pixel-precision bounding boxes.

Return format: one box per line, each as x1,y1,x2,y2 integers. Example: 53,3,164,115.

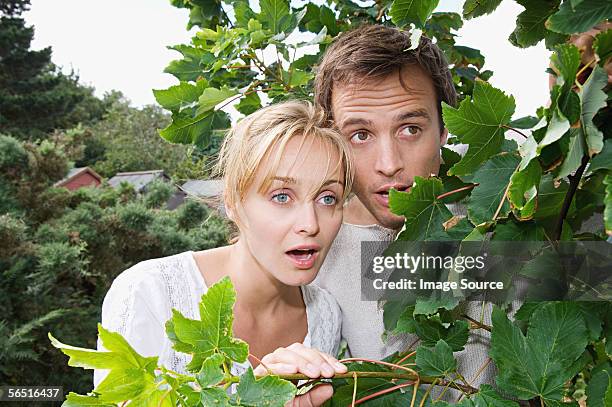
94,251,342,386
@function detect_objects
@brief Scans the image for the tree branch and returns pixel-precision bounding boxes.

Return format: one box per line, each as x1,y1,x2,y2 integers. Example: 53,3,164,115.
462,314,492,332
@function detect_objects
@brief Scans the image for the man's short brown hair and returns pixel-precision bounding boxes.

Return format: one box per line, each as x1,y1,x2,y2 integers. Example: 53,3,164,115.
314,24,457,130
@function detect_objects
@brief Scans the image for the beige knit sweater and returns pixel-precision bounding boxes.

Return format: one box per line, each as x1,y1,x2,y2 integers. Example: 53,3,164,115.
313,220,497,392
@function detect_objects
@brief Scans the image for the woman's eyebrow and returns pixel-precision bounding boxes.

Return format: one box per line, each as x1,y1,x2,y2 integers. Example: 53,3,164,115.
271,176,297,184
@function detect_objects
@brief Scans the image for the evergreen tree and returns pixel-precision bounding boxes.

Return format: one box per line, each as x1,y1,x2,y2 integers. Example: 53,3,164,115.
0,0,105,141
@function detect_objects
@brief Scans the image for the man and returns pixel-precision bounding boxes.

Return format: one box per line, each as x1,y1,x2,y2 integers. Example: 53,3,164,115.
313,24,494,388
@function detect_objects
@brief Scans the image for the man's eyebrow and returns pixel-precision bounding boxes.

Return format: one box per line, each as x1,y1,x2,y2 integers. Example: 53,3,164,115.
339,117,373,130
395,109,430,122
321,179,343,187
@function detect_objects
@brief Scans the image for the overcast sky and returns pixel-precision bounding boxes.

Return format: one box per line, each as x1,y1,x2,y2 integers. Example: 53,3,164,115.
24,0,551,118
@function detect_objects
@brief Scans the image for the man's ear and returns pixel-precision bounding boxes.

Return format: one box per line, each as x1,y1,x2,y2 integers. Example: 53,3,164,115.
440,128,449,146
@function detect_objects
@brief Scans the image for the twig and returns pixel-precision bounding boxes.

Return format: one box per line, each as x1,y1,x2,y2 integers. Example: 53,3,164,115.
250,353,272,375
396,351,416,366
462,314,492,332
575,58,597,84
340,357,418,376
420,378,437,407
457,358,492,403
351,372,358,407
492,162,520,221
502,125,528,139
436,184,478,201
554,154,589,241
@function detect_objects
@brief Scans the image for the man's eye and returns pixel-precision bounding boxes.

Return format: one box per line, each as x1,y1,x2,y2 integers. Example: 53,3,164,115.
318,194,337,206
400,126,421,137
272,193,290,204
350,131,371,144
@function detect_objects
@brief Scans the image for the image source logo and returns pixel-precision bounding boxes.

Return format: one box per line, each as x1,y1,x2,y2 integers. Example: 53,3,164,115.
361,240,612,302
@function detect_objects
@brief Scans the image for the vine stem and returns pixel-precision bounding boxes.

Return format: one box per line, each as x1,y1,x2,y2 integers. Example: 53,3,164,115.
462,314,492,332
351,372,358,407
554,154,589,241
340,357,418,376
352,382,416,406
419,378,437,407
436,183,478,201
457,358,492,403
492,162,521,221
396,351,416,365
575,58,597,84
502,125,528,139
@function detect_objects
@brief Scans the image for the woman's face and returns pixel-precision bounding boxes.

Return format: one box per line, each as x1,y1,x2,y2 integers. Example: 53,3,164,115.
235,136,345,286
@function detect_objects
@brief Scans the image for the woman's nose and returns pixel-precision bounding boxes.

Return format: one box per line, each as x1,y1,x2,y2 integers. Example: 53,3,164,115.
294,203,320,235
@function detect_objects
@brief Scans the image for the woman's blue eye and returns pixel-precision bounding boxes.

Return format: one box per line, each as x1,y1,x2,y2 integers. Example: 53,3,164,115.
272,193,290,203
319,195,337,205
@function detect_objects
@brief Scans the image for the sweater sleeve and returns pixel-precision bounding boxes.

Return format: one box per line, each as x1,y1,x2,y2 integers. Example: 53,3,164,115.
93,264,169,387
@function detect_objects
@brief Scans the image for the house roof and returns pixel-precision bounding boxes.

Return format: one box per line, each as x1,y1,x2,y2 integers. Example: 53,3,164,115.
181,179,223,197
108,170,169,192
54,167,103,187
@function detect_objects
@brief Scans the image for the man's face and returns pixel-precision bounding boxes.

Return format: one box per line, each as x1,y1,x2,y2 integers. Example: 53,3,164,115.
331,65,448,230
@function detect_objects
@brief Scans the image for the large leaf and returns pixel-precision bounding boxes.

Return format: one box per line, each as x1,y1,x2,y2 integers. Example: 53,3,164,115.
467,153,520,225
510,0,561,48
153,79,207,113
259,0,291,34
390,0,440,28
195,86,238,116
390,176,453,241
442,81,516,176
508,157,542,220
605,174,612,236
580,66,608,156
462,0,503,19
165,276,249,372
590,138,612,172
546,0,612,34
587,370,611,407
415,339,456,377
490,303,588,401
414,319,469,351
594,28,612,62
233,367,296,406
159,109,230,148
555,128,585,179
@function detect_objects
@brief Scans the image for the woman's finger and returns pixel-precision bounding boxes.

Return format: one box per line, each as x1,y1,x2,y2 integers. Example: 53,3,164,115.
262,347,321,377
286,343,337,378
285,384,334,407
253,362,298,376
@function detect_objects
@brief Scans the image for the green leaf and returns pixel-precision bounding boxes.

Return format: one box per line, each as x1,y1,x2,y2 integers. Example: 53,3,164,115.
319,5,339,36
555,128,585,179
470,384,520,406
414,296,459,315
551,43,581,86
49,333,122,370
415,339,456,377
196,87,238,116
490,303,588,401
538,107,570,152
233,367,296,406
165,277,249,372
604,175,612,236
492,220,546,241
467,153,520,225
590,138,612,172
415,319,469,351
287,69,314,87
580,66,608,156
235,91,262,116
153,79,207,113
546,0,612,34
587,370,611,407
196,353,225,387
509,115,540,129
594,28,612,62
442,81,516,176
159,109,230,148
510,0,561,48
259,0,291,34
508,157,542,220
462,0,503,19
534,175,571,220
390,0,440,28
390,177,453,240
62,393,116,406
200,387,231,406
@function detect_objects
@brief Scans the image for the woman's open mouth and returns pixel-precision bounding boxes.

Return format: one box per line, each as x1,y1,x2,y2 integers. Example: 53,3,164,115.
285,248,319,269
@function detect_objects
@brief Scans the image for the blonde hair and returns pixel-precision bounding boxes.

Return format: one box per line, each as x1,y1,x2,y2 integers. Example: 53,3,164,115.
215,100,353,218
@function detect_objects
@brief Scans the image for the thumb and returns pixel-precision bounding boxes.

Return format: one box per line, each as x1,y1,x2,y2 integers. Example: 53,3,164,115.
286,384,333,407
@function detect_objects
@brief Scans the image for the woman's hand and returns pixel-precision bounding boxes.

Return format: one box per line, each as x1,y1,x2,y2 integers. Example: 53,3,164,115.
253,343,347,407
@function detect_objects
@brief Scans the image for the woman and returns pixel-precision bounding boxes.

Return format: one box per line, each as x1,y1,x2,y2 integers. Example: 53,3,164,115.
94,101,352,404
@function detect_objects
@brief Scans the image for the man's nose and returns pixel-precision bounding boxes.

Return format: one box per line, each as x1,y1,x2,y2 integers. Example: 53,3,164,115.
294,203,320,235
375,137,403,177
